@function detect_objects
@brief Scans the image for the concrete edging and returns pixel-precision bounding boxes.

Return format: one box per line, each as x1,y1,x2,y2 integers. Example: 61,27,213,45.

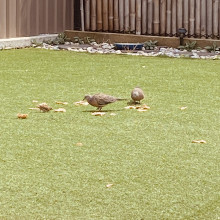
0,34,58,49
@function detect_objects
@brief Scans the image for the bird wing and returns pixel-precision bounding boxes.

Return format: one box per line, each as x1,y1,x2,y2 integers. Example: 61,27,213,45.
94,94,116,106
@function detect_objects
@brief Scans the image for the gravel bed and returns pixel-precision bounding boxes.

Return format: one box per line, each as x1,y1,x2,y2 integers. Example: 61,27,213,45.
27,41,220,60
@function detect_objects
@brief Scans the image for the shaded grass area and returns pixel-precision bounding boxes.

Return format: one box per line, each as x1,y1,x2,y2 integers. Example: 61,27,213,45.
0,49,219,219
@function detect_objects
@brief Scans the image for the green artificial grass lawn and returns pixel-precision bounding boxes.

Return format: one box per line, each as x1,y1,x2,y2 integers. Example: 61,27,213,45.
0,48,219,219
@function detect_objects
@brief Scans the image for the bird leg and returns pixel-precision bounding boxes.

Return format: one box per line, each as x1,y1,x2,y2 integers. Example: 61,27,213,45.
96,107,102,111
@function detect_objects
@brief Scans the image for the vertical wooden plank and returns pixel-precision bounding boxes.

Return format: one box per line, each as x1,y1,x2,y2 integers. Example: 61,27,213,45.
38,0,46,34
201,0,206,38
91,0,97,31
160,0,166,36
30,0,37,36
54,0,58,32
189,0,195,37
97,0,102,31
124,0,130,32
114,0,119,32
103,0,108,31
48,0,55,33
65,0,73,30
7,0,17,38
213,0,219,38
195,0,201,37
119,0,124,32
183,0,189,35
206,0,212,38
71,0,74,30
166,0,172,36
172,0,177,36
0,0,7,38
80,0,84,31
63,0,66,31
130,0,135,33
108,0,113,31
219,0,220,39
20,0,28,36
36,0,40,35
136,0,141,34
147,0,153,34
177,0,183,29
45,0,49,34
153,0,160,35
85,0,90,30
142,0,147,34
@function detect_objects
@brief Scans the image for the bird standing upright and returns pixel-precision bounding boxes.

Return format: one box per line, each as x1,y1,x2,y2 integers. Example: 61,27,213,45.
83,93,126,111
131,87,144,104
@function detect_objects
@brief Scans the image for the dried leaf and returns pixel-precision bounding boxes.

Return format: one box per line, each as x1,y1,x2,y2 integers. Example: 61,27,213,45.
37,103,52,112
180,106,187,110
56,101,68,105
91,112,105,116
106,184,113,188
76,142,83,147
54,108,66,112
17,113,28,119
74,101,89,106
192,140,207,144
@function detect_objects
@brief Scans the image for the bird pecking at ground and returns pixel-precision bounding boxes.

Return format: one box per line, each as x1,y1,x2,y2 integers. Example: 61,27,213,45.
83,93,126,111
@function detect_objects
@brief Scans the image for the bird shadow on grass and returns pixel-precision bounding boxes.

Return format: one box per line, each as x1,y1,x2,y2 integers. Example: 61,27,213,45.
82,109,125,113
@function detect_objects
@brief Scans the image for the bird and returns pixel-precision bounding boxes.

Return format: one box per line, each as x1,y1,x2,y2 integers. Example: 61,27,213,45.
83,93,126,111
131,87,144,104
37,103,52,112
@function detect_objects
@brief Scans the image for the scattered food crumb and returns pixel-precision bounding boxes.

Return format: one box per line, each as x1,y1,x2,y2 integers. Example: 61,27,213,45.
76,142,83,147
17,113,28,119
32,100,38,103
124,106,136,109
106,184,113,188
137,109,147,112
54,108,66,112
180,106,187,110
29,108,39,110
192,140,207,144
110,113,117,116
56,101,68,105
91,112,106,116
74,101,89,106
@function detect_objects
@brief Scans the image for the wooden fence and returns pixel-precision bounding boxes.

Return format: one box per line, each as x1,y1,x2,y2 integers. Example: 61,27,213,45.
0,0,74,39
82,0,220,39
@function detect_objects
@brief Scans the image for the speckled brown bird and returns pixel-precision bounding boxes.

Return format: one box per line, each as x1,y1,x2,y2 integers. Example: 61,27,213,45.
131,87,144,104
83,93,126,111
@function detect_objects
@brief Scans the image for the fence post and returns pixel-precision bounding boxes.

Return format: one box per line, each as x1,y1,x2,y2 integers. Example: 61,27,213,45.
160,0,166,36
136,0,141,35
147,0,153,35
125,0,130,32
166,0,171,36
201,0,206,38
103,0,109,31
142,0,147,34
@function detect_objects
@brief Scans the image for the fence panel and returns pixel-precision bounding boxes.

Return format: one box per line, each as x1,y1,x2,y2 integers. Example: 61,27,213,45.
80,0,219,39
0,0,74,39
1,0,219,39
